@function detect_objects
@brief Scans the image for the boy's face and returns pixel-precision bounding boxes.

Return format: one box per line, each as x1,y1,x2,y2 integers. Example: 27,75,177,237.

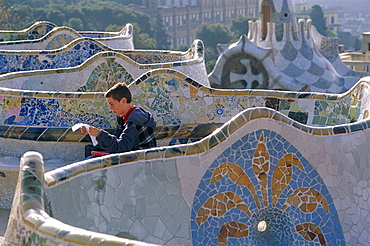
106,97,127,116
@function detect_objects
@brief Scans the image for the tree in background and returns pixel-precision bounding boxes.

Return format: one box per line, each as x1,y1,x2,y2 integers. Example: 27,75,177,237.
131,23,157,49
310,5,327,36
105,22,156,49
154,13,171,50
2,0,161,49
0,0,19,29
63,17,83,30
230,16,257,40
310,5,338,38
173,44,190,52
195,23,232,73
45,8,66,26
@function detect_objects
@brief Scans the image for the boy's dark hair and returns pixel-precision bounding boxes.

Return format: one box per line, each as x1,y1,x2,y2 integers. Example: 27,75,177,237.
104,83,132,103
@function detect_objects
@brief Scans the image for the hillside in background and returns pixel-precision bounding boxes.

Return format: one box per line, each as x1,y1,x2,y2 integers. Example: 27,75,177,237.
0,0,174,49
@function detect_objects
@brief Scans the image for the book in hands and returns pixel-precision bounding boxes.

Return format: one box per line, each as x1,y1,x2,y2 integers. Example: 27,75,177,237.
72,123,98,146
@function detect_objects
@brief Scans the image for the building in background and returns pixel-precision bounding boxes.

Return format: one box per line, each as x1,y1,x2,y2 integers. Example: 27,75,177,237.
294,3,340,32
340,32,370,75
128,0,259,48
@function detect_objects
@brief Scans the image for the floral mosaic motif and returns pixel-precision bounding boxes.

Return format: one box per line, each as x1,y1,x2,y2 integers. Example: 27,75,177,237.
78,58,134,92
134,74,182,125
196,191,252,226
295,222,327,245
219,221,249,245
191,129,344,245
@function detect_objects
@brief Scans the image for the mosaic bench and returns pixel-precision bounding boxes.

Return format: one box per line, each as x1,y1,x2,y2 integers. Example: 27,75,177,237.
0,70,368,161
1,151,160,246
0,21,56,42
0,24,134,51
0,40,208,91
0,70,366,214
4,102,370,245
0,20,134,48
0,38,207,86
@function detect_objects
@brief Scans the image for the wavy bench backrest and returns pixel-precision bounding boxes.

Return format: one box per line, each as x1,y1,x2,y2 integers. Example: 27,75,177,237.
0,71,368,146
0,23,134,51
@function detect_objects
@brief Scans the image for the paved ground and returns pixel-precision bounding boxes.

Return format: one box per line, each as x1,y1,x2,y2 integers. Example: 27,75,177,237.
0,209,10,236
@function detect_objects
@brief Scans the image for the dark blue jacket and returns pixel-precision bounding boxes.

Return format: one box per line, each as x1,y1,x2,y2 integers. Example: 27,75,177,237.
95,107,156,153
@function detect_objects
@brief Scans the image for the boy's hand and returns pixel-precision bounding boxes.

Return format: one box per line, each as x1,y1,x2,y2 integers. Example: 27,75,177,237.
81,126,101,137
81,126,89,135
88,126,101,137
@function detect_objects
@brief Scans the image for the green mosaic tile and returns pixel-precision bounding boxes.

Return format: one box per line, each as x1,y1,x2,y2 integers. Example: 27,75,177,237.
327,118,338,125
312,116,320,124
279,100,291,110
319,116,327,125
280,110,289,116
339,106,348,115
356,108,360,118
288,111,308,124
290,101,306,111
320,110,329,117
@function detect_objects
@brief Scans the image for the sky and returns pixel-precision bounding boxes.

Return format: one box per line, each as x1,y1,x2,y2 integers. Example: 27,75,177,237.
303,0,369,13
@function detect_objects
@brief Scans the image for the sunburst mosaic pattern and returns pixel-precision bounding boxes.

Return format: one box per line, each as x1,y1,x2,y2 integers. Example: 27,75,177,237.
78,58,134,92
191,129,344,245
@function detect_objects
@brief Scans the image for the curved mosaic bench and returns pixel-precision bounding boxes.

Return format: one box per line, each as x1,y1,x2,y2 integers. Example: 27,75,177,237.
0,37,207,86
0,20,133,41
1,151,159,246
0,40,207,92
0,23,134,50
5,104,370,244
0,21,56,42
0,20,132,41
0,37,107,74
0,71,368,161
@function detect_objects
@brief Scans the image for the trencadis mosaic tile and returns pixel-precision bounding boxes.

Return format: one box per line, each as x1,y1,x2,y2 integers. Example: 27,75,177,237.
3,151,158,246
0,71,367,148
0,21,134,50
0,21,56,42
3,90,370,244
191,130,344,245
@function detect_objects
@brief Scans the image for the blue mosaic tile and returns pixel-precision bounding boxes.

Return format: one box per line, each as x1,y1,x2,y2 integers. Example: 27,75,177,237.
0,40,104,74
